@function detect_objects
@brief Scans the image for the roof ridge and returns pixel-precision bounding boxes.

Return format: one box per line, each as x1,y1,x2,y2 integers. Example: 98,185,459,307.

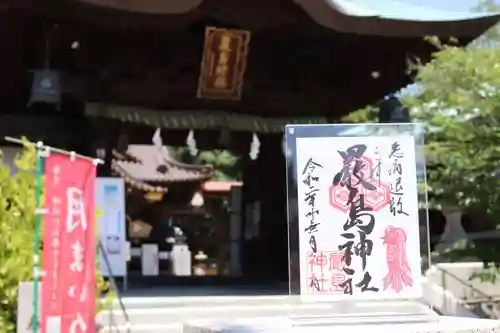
112,149,142,164
111,146,214,186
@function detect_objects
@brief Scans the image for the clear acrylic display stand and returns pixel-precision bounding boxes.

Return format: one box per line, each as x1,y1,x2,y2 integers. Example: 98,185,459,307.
284,123,437,327
181,122,500,332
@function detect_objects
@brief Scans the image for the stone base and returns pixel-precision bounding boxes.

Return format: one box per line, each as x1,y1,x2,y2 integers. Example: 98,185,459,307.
183,315,500,333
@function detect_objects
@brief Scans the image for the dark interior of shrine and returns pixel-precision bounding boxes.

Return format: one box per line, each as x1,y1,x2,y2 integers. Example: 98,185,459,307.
0,1,498,285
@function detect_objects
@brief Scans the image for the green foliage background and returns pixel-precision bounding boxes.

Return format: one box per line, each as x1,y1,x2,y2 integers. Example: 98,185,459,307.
176,148,240,181
0,145,39,332
406,0,500,217
405,20,500,279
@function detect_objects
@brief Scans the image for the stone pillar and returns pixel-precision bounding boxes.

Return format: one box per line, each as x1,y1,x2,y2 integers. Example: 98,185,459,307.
434,206,467,253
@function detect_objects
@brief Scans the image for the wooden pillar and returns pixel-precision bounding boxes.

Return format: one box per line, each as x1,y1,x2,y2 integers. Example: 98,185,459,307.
228,185,243,277
240,155,261,278
240,134,288,281
90,117,121,177
256,135,288,281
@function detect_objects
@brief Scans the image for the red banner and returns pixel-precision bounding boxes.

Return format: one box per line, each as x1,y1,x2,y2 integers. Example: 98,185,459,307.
42,153,97,333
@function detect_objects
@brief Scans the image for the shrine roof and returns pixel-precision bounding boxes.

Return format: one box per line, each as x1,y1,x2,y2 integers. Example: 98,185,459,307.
112,145,213,191
74,0,500,37
329,0,495,21
296,0,500,36
30,0,500,123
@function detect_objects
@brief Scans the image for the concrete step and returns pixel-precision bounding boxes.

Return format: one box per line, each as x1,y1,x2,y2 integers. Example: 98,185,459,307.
99,295,433,333
115,294,291,310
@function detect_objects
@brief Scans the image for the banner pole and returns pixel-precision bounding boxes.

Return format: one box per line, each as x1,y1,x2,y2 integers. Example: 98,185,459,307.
32,142,44,333
4,136,104,164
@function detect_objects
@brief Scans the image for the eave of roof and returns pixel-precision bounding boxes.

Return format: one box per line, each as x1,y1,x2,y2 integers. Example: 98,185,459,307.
295,0,500,37
111,146,213,188
328,0,496,21
75,0,500,38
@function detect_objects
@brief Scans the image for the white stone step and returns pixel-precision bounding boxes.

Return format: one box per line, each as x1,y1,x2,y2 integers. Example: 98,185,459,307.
100,295,434,333
118,294,292,309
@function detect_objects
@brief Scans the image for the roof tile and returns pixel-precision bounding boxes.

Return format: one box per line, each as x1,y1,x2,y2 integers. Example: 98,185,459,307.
112,145,212,183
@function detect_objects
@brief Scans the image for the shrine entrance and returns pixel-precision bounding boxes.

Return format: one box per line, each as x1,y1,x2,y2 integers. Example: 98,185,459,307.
0,0,496,289
95,125,289,287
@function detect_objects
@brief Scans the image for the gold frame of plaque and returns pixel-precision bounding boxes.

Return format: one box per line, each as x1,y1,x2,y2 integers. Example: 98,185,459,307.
197,27,251,101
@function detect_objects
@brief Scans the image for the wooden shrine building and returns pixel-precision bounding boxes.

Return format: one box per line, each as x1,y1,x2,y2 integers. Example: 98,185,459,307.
111,142,212,203
0,0,498,283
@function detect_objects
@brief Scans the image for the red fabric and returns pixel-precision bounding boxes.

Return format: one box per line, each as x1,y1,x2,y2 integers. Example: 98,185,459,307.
42,153,96,333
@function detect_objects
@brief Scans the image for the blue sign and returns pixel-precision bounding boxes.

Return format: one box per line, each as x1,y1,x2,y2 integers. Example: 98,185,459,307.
104,185,118,195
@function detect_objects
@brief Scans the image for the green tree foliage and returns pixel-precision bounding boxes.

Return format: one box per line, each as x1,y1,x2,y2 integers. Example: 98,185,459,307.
404,1,500,279
197,150,240,181
0,145,111,333
341,105,378,123
407,45,500,210
0,145,38,332
176,148,240,181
